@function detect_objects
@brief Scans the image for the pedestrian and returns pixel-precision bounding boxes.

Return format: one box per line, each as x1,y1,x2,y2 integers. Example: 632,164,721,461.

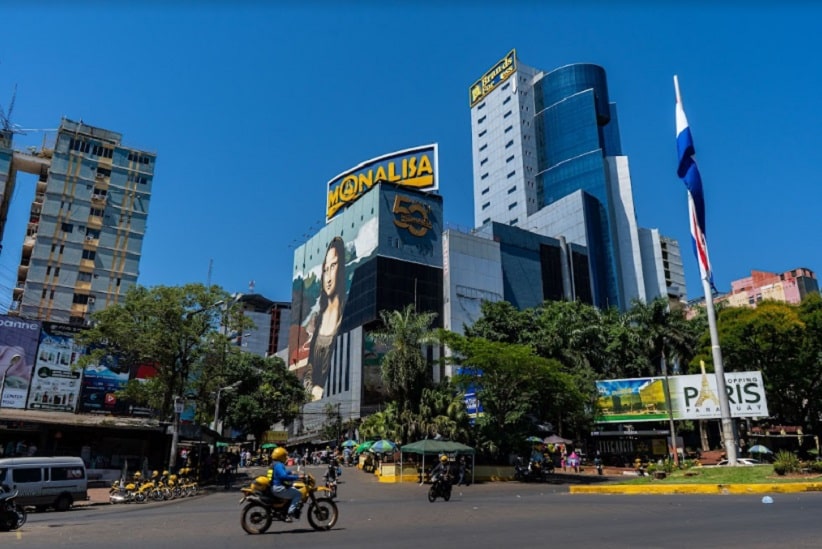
222,454,233,489
456,456,467,486
569,450,580,473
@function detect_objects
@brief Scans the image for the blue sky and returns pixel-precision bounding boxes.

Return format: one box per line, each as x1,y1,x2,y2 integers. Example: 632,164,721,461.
1,2,819,307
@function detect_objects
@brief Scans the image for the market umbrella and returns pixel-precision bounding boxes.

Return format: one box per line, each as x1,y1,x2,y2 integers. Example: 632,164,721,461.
525,436,544,443
341,440,358,448
748,445,772,455
370,439,397,453
355,440,375,454
260,443,278,450
544,434,572,445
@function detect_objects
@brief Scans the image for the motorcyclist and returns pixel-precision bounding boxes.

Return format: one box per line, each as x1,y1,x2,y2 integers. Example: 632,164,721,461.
429,455,451,483
269,447,303,522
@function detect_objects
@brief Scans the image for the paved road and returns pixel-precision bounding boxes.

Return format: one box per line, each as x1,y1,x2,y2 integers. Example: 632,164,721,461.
5,465,822,548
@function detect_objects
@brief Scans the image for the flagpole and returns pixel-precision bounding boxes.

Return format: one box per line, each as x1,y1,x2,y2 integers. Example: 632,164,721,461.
674,75,737,465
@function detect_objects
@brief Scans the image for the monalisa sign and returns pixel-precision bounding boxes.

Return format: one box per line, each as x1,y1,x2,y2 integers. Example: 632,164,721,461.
326,144,438,222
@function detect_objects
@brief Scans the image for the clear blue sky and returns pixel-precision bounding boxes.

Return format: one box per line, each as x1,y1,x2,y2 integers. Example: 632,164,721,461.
1,2,819,307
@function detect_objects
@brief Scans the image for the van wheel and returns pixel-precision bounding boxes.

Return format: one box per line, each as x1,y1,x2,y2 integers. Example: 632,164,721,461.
54,495,72,512
35,505,48,513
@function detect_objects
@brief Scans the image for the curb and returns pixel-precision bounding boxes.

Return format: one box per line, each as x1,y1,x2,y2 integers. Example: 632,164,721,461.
570,482,822,495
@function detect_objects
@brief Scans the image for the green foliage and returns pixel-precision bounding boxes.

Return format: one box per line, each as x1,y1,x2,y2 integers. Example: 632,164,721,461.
773,450,801,474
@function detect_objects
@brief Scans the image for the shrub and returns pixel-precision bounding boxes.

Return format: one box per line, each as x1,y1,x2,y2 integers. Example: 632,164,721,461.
773,450,800,474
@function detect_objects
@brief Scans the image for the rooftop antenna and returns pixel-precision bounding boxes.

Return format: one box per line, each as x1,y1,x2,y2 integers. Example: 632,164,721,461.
0,83,18,132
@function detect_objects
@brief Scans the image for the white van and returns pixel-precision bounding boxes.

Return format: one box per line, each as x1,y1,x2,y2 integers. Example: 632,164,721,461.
0,456,88,511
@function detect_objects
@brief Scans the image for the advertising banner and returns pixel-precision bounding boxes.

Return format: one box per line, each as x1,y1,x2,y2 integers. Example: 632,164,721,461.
595,371,768,423
0,315,41,409
469,49,517,107
26,322,85,412
326,144,438,222
79,350,130,414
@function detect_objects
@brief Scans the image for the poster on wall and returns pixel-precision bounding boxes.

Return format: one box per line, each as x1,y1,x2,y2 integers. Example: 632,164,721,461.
0,315,42,409
289,217,379,401
26,322,85,412
79,350,130,414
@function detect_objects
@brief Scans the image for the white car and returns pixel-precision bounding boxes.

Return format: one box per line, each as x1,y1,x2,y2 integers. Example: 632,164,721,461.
716,458,761,466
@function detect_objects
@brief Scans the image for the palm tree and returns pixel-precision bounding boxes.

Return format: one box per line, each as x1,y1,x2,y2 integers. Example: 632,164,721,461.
371,304,439,417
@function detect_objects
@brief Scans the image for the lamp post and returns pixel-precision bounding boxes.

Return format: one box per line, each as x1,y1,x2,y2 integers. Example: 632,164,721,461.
212,380,242,435
169,396,184,470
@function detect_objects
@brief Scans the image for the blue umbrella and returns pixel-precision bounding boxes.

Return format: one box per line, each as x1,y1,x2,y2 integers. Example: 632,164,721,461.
748,445,772,455
370,439,397,453
341,440,358,448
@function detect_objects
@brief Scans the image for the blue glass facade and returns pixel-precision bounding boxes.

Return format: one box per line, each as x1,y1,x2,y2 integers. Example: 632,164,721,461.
534,64,623,309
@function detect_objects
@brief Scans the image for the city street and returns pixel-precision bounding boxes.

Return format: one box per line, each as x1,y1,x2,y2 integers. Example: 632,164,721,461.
4,465,822,548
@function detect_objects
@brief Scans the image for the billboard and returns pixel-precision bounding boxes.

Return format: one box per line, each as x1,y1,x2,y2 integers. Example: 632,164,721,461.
26,322,85,412
595,371,769,423
0,315,41,409
78,350,130,414
469,49,517,107
326,144,438,222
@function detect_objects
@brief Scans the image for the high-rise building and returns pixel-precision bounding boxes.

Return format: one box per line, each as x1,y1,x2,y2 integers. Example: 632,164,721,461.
0,118,155,324
725,268,818,308
233,294,291,358
469,51,683,310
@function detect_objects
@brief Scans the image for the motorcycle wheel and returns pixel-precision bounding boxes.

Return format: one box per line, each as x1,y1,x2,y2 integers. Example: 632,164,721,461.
134,491,147,504
162,487,173,500
150,489,164,502
307,498,338,531
427,486,437,502
0,512,15,532
241,502,272,535
15,506,27,529
443,484,452,502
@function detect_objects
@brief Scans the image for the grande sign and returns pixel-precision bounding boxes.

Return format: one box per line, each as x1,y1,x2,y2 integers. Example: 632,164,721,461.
469,49,516,107
326,144,438,222
595,371,769,424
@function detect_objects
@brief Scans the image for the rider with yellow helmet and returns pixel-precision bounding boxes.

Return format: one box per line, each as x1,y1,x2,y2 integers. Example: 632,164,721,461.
269,447,303,522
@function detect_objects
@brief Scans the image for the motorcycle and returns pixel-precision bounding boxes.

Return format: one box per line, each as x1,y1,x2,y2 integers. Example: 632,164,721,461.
0,486,26,532
323,463,339,498
513,457,553,483
239,473,338,535
427,473,452,502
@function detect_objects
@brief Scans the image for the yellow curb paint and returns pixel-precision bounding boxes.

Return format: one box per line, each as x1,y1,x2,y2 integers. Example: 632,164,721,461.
570,483,822,495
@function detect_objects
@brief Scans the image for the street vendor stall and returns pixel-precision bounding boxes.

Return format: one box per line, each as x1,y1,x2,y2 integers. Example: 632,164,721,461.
400,439,475,484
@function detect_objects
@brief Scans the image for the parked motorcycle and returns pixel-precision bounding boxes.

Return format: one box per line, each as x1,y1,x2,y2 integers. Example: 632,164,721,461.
427,473,452,502
239,473,338,534
0,486,26,532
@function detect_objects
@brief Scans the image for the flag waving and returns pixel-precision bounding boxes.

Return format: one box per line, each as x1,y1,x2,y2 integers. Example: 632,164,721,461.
674,76,714,288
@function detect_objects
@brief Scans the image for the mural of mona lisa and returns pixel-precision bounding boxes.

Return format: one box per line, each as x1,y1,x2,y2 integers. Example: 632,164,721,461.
307,236,346,400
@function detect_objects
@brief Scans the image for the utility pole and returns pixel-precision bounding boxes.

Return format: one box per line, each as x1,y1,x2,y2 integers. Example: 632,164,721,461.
169,396,183,470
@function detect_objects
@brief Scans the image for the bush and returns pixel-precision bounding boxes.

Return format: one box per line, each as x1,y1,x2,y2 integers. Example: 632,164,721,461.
773,450,800,474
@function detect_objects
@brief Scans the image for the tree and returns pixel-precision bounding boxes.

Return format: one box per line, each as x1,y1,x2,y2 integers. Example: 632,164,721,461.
371,304,439,417
75,283,251,419
627,298,699,377
224,354,307,444
447,334,581,461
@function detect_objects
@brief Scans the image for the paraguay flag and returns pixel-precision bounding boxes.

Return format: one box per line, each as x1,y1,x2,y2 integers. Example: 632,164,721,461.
675,76,715,289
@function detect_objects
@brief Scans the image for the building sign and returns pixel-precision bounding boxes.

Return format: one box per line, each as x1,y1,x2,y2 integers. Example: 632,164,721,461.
326,144,438,222
0,315,41,409
392,195,433,237
469,49,517,107
595,371,768,424
79,350,130,414
26,322,84,412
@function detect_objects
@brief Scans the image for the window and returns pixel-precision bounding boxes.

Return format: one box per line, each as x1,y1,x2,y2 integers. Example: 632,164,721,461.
505,140,514,148
73,294,90,305
90,207,104,217
82,250,96,260
13,467,42,483
503,96,511,105
503,110,512,118
508,186,516,194
42,288,47,298
51,467,85,481
478,116,486,124
478,130,487,137
481,202,490,210
54,267,60,277
46,266,51,275
61,222,74,233
482,217,491,224
481,187,489,195
479,143,487,151
481,173,489,180
77,272,92,283
477,102,486,110
505,125,513,133
502,82,510,91
508,202,517,210
507,171,516,178
506,155,515,163
480,158,488,166
509,218,518,226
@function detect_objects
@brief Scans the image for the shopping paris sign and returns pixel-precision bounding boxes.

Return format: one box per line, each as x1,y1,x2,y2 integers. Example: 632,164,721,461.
595,371,769,423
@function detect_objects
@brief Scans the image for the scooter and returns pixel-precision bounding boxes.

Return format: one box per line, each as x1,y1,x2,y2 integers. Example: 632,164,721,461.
0,486,26,531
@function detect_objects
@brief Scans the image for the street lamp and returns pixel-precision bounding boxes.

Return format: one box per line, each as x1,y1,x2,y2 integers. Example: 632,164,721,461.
212,380,242,435
169,396,185,470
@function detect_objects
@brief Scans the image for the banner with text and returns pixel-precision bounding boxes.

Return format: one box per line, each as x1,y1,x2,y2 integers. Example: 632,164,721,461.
595,371,768,423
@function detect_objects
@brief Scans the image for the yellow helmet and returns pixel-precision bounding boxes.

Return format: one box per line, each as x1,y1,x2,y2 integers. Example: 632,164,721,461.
134,471,142,479
151,470,159,478
271,447,288,463
440,455,449,463
162,470,169,476
254,475,271,490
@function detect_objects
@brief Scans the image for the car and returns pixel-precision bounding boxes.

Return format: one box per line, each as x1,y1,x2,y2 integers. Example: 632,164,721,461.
716,458,762,466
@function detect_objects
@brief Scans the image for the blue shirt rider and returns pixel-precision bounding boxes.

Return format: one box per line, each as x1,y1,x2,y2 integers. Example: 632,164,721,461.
269,448,303,522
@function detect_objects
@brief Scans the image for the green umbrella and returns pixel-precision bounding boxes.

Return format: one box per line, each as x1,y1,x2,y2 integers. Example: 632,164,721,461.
370,439,397,453
525,436,544,443
355,440,375,454
261,443,278,450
